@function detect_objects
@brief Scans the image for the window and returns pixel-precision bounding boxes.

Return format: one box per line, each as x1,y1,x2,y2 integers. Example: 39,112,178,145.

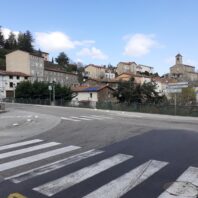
17,76,20,80
90,93,93,98
25,76,28,80
9,76,13,79
10,82,13,88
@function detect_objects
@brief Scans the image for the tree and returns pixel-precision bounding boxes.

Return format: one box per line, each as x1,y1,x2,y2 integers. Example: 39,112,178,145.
55,52,69,67
15,81,74,101
0,26,5,48
114,78,164,104
178,87,196,105
4,32,17,50
17,30,34,52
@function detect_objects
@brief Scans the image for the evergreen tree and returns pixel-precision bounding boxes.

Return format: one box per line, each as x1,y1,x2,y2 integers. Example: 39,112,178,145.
4,32,17,50
55,52,69,67
17,30,34,52
0,26,5,48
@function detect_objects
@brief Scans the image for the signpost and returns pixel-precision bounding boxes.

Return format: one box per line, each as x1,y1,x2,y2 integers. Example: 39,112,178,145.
166,82,188,115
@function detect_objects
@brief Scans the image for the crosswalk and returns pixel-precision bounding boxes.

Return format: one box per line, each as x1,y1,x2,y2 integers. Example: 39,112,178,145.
61,114,114,122
0,139,198,197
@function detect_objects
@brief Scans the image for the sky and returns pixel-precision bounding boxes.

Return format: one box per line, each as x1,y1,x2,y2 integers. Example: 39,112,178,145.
1,0,198,75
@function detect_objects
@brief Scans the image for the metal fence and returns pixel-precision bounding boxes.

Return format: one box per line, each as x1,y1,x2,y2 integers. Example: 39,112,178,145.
3,98,198,117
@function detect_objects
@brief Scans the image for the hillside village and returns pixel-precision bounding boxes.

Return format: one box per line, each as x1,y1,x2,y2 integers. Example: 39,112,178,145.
1,47,198,107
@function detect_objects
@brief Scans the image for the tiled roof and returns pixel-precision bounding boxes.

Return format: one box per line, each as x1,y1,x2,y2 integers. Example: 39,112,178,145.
73,85,114,92
44,61,77,76
85,64,105,69
0,70,30,77
118,61,137,65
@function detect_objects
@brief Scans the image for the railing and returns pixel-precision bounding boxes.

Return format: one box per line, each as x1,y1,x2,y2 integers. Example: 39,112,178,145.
3,98,198,117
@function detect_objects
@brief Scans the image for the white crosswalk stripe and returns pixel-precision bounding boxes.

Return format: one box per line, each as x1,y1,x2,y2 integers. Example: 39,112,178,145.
7,149,104,183
0,139,43,151
0,142,60,159
2,139,197,198
33,154,133,197
0,145,80,172
158,166,198,198
61,115,114,122
83,160,168,198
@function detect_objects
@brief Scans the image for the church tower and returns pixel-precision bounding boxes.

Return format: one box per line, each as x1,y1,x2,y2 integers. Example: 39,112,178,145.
175,53,183,65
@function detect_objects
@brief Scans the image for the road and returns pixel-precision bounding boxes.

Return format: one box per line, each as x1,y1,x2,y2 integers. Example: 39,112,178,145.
0,103,198,198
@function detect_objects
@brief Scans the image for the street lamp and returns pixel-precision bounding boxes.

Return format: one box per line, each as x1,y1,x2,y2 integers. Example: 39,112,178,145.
51,81,56,106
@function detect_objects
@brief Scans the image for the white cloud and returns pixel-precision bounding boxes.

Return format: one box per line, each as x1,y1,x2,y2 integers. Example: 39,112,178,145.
77,47,108,60
123,33,159,57
1,28,19,39
35,31,95,52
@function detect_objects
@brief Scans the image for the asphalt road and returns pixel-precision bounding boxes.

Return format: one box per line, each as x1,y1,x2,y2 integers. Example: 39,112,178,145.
0,103,198,198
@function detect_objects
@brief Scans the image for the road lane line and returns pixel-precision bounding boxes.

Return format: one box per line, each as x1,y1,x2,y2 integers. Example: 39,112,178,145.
0,142,60,160
83,160,168,198
61,117,81,122
33,154,133,197
158,166,198,197
0,146,80,172
90,115,113,119
7,149,104,183
70,116,93,121
0,139,43,151
80,116,104,120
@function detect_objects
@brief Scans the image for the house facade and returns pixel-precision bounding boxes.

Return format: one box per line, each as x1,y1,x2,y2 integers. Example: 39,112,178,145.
44,62,79,87
6,50,44,82
136,64,154,74
116,62,137,75
72,85,117,107
0,70,30,99
84,64,106,79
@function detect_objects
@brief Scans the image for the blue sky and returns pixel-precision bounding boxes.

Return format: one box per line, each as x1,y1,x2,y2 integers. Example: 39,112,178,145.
1,0,198,74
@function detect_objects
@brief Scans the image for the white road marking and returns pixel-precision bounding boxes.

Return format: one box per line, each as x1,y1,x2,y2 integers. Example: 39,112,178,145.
83,160,168,198
7,149,104,183
90,115,113,119
0,146,80,172
12,123,19,126
80,116,104,120
70,116,93,121
33,154,133,197
0,142,60,160
61,117,81,122
0,139,43,151
158,166,198,198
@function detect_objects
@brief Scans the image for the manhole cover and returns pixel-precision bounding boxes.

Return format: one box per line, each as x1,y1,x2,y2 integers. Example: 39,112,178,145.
165,181,198,197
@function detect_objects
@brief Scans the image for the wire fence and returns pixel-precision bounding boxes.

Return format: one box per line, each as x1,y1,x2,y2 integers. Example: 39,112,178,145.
3,98,198,117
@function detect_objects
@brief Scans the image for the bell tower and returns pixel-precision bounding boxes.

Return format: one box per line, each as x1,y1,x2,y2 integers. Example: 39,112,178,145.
175,53,183,65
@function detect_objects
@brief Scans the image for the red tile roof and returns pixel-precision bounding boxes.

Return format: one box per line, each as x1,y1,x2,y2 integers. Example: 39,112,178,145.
0,70,30,77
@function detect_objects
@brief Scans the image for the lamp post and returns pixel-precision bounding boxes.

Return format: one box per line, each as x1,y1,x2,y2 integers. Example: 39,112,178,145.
52,81,56,106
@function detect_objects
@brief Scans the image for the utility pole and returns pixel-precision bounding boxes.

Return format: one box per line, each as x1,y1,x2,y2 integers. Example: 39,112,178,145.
52,81,56,106
174,93,177,115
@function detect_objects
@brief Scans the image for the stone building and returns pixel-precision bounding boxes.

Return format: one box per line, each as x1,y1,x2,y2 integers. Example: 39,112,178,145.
6,50,44,82
116,62,137,75
170,54,198,82
5,50,79,87
0,70,30,98
84,64,106,79
44,61,79,87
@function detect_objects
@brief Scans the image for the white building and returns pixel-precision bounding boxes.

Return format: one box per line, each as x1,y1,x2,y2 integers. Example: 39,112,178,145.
0,70,30,99
136,64,154,74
